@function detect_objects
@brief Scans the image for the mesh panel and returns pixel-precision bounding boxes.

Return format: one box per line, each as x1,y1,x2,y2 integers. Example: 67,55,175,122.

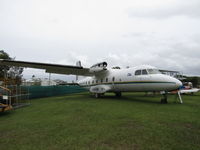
21,85,87,99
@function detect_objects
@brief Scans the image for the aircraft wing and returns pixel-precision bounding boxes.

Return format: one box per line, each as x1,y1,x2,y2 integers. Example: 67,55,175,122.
159,69,180,73
159,69,185,80
0,59,93,76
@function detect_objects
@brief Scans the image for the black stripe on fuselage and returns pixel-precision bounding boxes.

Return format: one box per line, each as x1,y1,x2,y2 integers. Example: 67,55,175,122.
79,81,176,87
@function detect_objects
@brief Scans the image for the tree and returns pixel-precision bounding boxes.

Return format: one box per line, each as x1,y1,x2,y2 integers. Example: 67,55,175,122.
0,50,23,85
0,50,11,78
183,76,200,88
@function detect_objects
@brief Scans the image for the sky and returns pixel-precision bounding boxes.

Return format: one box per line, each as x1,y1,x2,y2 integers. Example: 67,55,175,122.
0,0,200,81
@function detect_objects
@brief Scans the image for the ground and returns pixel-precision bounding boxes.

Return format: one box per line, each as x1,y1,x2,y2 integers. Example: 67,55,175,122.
0,92,200,150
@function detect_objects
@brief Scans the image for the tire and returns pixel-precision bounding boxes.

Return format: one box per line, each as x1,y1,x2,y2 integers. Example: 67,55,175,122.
95,93,100,98
115,92,122,97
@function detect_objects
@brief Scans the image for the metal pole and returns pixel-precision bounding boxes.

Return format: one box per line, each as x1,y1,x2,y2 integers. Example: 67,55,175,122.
49,73,51,86
178,91,183,104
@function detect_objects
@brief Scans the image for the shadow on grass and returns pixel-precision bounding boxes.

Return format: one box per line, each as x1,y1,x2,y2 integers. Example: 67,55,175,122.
105,95,161,104
0,111,13,117
79,93,162,104
60,92,181,105
181,94,200,97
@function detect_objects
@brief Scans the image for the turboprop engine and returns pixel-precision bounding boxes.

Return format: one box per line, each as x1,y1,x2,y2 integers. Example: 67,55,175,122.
89,62,107,73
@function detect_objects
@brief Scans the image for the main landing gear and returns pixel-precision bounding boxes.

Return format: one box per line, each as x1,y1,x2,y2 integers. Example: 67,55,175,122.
161,92,168,104
115,92,122,98
95,93,101,98
94,92,122,98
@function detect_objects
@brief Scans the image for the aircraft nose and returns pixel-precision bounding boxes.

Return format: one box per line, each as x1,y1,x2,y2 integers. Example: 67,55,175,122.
175,79,183,89
165,75,183,90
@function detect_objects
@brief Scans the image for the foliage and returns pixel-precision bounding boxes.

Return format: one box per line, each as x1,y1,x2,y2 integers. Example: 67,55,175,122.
0,50,23,85
0,50,11,77
183,76,200,87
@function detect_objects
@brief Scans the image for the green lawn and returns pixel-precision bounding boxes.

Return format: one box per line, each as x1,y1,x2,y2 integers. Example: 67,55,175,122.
0,92,200,150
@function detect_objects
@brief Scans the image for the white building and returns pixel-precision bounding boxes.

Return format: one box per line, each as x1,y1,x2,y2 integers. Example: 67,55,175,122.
41,78,57,86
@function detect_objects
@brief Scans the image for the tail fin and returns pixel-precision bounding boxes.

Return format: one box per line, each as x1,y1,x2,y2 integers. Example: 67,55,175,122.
76,61,82,67
75,61,82,81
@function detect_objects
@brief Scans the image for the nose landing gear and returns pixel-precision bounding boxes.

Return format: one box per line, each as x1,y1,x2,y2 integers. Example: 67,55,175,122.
161,92,168,104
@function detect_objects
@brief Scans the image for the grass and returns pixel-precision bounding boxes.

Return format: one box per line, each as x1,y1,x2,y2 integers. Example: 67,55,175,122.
0,92,200,150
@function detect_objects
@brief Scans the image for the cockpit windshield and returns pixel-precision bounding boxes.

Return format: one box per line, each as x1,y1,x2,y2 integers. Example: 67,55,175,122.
147,69,161,74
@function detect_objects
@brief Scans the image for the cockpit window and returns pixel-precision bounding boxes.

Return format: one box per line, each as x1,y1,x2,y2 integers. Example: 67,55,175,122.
135,70,142,75
147,69,161,74
142,69,148,75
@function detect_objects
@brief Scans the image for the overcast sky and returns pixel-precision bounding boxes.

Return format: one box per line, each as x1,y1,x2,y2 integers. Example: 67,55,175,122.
0,0,200,80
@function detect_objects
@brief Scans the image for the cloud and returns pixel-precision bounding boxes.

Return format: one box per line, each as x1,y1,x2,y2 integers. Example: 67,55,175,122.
128,0,200,19
0,0,200,79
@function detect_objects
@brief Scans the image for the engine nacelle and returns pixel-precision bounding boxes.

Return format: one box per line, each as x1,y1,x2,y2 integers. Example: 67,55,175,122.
90,85,111,93
89,62,107,73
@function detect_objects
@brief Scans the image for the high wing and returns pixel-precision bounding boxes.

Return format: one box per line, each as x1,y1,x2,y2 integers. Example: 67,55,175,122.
0,59,93,76
159,69,180,74
159,69,185,80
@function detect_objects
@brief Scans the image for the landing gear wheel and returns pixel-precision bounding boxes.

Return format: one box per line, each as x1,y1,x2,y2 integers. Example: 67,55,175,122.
95,93,100,98
115,92,122,97
161,92,168,104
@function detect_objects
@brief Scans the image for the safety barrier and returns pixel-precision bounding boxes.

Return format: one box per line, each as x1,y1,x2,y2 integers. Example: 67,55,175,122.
21,85,87,99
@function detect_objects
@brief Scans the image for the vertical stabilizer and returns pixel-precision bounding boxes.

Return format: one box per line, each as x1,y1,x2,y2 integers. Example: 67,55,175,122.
76,61,82,81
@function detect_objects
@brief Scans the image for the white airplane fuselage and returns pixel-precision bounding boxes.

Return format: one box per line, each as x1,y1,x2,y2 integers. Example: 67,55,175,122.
78,65,182,94
0,59,183,103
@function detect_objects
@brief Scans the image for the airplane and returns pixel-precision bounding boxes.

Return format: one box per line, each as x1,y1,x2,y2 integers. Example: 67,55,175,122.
0,59,183,103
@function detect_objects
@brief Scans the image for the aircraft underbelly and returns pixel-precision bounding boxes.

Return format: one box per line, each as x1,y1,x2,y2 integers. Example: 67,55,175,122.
89,85,112,93
82,81,177,93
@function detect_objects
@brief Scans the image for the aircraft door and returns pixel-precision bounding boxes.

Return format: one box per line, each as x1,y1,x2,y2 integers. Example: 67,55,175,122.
134,70,141,90
140,69,150,91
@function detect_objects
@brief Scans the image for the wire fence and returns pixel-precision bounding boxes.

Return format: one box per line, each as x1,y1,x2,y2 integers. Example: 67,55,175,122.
21,85,87,99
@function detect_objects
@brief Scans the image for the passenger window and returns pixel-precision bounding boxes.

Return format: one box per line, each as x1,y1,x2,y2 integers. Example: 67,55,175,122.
112,77,115,82
101,79,103,83
106,78,108,82
142,69,148,75
88,81,90,85
96,80,98,84
147,69,161,74
135,70,141,75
